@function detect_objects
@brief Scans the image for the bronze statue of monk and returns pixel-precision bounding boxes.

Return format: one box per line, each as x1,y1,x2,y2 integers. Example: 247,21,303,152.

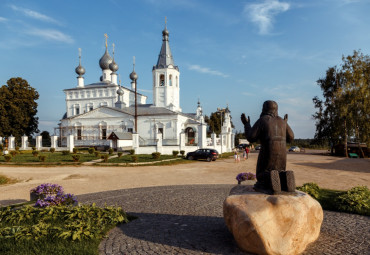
241,100,295,194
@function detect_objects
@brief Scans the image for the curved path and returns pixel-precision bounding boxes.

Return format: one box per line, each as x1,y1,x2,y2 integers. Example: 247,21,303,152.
77,185,370,255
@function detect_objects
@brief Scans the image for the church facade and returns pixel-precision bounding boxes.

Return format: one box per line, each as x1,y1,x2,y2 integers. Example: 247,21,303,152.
57,26,234,153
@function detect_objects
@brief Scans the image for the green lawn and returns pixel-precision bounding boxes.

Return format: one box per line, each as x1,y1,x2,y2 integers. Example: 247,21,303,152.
108,154,181,163
0,152,97,163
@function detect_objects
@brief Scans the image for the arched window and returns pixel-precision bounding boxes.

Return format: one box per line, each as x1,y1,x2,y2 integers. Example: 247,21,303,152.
169,75,172,86
74,105,80,115
160,74,165,86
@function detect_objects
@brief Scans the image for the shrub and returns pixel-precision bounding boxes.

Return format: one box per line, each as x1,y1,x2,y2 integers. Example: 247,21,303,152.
131,155,138,163
180,150,185,156
88,147,95,154
129,149,135,155
39,155,47,162
335,186,370,216
15,146,20,152
73,147,78,153
32,150,39,157
0,144,3,150
108,148,114,155
172,150,179,157
62,150,70,155
4,155,12,162
0,204,127,242
0,174,11,185
94,151,100,158
72,154,80,162
32,147,36,151
10,151,17,157
101,154,109,162
297,183,320,199
152,152,161,160
50,148,55,153
118,152,123,157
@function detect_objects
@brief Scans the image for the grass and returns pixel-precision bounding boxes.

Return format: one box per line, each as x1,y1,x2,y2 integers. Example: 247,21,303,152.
107,154,181,163
0,174,17,185
317,188,345,212
0,152,96,163
298,185,370,216
0,238,101,255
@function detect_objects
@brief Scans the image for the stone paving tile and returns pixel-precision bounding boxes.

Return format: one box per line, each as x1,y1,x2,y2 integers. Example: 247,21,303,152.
77,185,370,255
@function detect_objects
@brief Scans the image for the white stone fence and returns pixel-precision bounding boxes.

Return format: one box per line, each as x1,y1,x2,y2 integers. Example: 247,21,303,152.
1,132,234,154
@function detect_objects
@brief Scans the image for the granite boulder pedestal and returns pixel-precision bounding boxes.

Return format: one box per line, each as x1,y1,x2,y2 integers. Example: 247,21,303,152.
223,185,323,255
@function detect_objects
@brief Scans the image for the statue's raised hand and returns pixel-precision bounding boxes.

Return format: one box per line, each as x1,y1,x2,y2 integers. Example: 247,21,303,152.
241,113,250,126
284,114,288,122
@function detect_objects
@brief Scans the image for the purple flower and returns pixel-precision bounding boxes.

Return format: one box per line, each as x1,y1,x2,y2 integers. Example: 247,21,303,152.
236,172,256,183
32,183,77,207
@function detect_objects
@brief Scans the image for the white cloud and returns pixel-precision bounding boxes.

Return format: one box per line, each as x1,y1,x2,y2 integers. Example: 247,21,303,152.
25,28,74,43
0,17,7,22
244,0,290,35
188,64,229,78
138,88,152,93
9,5,61,25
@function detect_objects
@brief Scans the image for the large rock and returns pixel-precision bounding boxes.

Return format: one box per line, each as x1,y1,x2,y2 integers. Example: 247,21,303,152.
223,185,323,255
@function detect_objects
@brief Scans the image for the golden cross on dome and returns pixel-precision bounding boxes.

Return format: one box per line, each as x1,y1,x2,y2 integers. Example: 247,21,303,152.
112,43,115,55
78,48,81,64
165,16,167,28
133,56,136,71
104,33,108,48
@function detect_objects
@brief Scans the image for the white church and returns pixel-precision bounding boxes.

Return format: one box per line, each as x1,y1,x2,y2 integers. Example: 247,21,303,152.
56,25,234,154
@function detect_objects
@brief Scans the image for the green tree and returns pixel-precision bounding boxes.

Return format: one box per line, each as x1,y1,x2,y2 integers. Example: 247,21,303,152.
204,109,234,135
41,131,51,147
0,77,39,138
313,50,370,156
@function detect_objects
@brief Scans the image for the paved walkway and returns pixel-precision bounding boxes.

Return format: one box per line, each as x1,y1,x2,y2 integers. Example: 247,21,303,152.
77,185,370,255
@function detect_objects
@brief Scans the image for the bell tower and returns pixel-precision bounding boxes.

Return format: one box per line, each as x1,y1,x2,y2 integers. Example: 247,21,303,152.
152,20,181,112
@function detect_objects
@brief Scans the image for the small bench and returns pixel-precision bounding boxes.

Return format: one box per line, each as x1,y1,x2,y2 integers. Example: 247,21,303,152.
349,153,359,158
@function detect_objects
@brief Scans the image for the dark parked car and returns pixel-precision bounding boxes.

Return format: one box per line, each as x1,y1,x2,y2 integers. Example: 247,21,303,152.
186,149,219,162
238,144,249,150
255,145,261,150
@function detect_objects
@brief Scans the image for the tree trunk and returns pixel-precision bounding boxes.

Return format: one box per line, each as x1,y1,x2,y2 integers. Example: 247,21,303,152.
344,119,348,158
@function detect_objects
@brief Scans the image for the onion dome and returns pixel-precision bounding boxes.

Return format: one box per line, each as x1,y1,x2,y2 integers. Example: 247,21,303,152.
99,49,113,70
117,86,124,95
162,28,169,39
75,48,85,77
129,71,138,81
109,59,119,73
75,64,85,77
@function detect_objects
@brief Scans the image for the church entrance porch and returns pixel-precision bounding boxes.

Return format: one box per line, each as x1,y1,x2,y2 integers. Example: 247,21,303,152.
185,127,196,145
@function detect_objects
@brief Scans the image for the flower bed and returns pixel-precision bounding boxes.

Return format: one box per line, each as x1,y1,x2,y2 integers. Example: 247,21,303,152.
30,183,77,207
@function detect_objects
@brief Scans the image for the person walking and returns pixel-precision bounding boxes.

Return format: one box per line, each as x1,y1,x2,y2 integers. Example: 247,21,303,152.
243,148,247,160
245,147,250,159
234,148,238,162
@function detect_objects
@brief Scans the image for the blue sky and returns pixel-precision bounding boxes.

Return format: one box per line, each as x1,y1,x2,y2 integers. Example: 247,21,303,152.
1,0,369,138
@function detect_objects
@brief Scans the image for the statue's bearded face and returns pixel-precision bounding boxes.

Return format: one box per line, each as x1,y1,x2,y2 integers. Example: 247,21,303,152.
262,100,278,117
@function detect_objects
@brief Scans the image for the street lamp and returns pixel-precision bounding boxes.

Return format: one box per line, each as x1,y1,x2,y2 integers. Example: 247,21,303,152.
217,107,226,154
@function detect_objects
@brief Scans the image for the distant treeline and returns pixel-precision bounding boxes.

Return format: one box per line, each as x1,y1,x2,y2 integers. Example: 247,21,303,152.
287,139,328,149
235,131,328,149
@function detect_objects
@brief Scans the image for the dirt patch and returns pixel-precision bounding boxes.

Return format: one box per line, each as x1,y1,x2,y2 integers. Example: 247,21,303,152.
0,150,369,205
63,174,86,180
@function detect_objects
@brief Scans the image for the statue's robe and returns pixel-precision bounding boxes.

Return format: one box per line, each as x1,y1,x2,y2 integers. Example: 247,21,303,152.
244,114,294,184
